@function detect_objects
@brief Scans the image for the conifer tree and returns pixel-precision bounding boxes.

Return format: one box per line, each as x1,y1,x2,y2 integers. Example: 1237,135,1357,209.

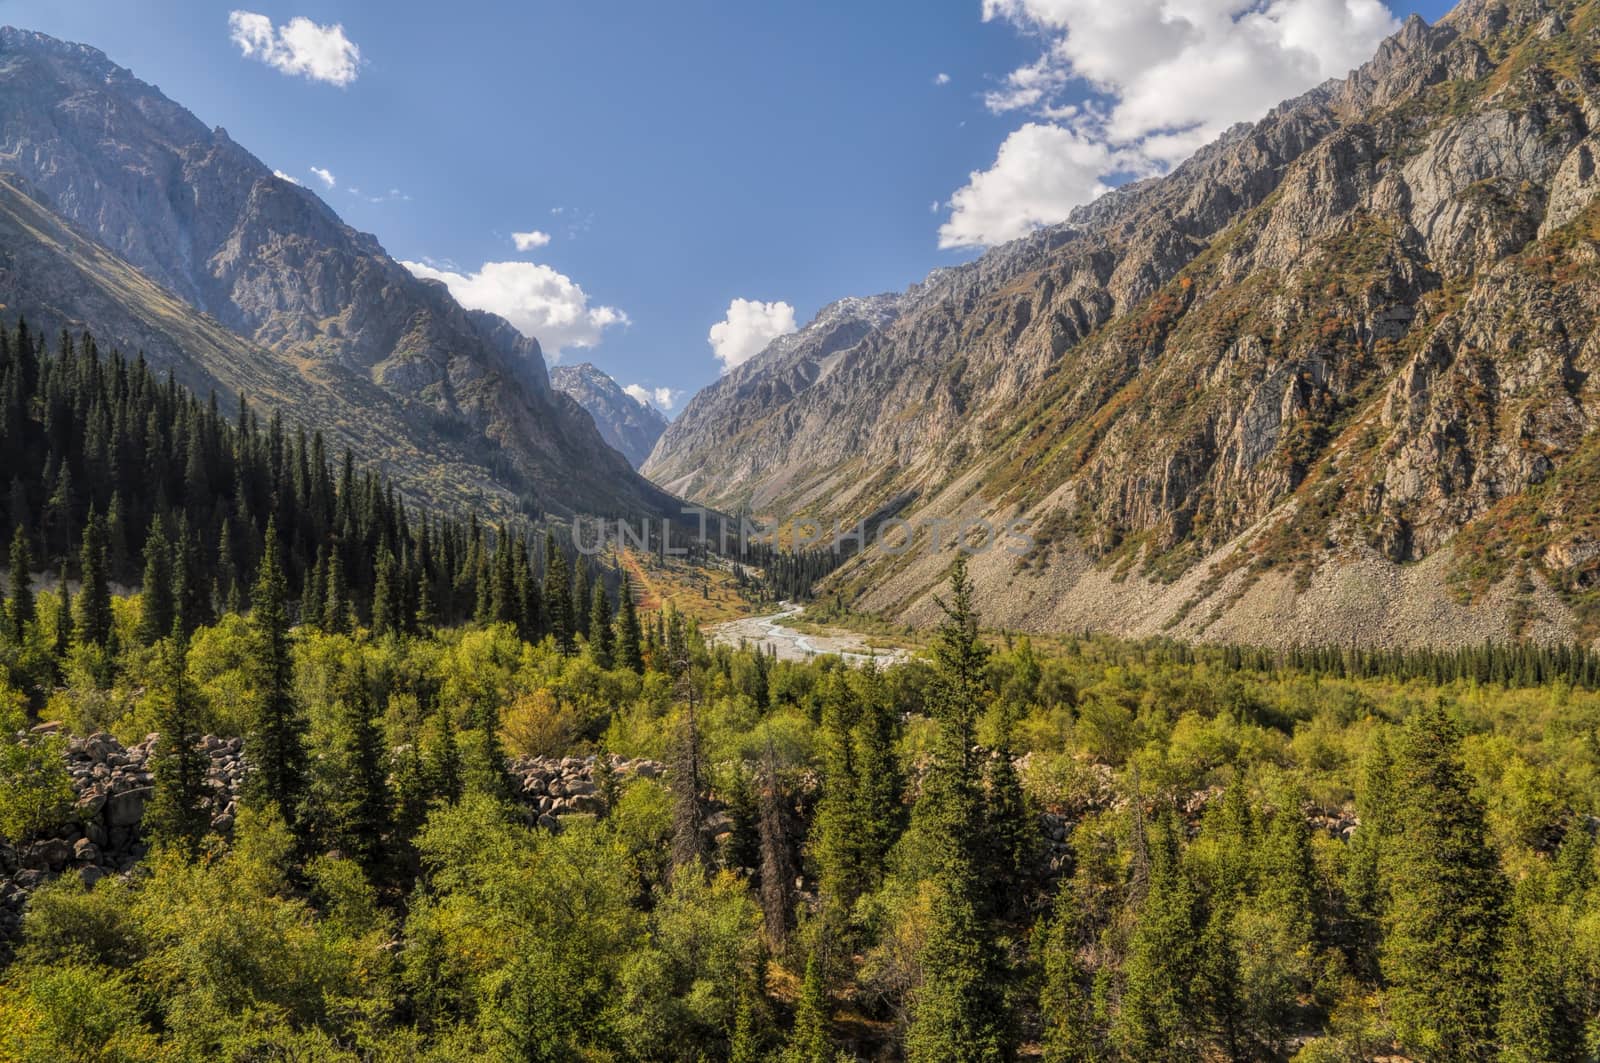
323,546,349,634
544,532,573,655
670,698,706,873
314,661,390,876
424,705,463,805
1496,878,1583,1062
783,954,831,1063
7,525,33,637
572,561,590,644
905,557,1009,1063
1115,813,1204,1062
589,582,614,668
247,520,307,825
144,634,210,855
1381,702,1505,1059
616,573,644,674
1039,878,1097,1063
137,517,173,646
76,506,113,647
371,548,399,636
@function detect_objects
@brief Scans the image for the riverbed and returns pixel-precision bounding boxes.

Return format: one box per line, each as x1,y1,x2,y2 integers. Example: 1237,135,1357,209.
709,604,911,666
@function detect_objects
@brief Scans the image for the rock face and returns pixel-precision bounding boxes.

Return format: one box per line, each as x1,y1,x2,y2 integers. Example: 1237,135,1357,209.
0,27,676,520
551,363,670,469
646,0,1600,645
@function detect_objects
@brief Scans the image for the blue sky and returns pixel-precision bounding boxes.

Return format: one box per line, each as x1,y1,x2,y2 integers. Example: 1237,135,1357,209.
1,0,1452,415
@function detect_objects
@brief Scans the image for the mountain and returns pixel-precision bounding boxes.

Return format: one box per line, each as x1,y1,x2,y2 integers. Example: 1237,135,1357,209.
645,0,1600,646
0,27,676,520
550,363,670,469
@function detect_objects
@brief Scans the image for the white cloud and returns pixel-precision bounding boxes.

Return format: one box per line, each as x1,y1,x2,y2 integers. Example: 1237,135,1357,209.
513,230,552,251
272,169,302,186
402,260,628,357
624,384,680,411
935,72,952,85
942,0,1397,246
708,299,798,372
348,186,410,204
309,166,336,189
940,123,1147,248
228,11,362,87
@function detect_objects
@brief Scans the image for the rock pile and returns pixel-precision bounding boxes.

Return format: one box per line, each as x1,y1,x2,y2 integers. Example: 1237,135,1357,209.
1,731,668,954
506,754,663,830
1,727,246,952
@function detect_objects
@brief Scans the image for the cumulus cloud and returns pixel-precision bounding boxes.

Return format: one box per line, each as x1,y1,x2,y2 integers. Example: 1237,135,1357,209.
624,384,680,411
940,123,1147,248
935,72,952,85
402,260,628,357
228,11,362,87
708,299,798,372
513,230,552,251
272,169,302,186
942,0,1397,247
309,166,336,189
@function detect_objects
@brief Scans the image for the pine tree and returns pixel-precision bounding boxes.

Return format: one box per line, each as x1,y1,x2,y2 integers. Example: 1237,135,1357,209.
544,532,573,655
1344,731,1392,976
75,506,113,647
1039,879,1097,1063
144,635,210,855
136,517,173,646
1381,702,1505,1059
7,525,33,637
588,582,613,668
1496,879,1583,1063
371,548,399,636
670,698,706,873
616,573,644,674
905,557,1009,1063
247,520,307,825
323,546,349,634
315,661,390,876
1115,813,1204,1062
783,954,831,1063
425,705,463,805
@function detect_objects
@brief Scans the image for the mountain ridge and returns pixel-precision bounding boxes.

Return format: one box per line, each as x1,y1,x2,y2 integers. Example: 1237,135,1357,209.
549,362,669,470
0,26,676,520
644,0,1600,646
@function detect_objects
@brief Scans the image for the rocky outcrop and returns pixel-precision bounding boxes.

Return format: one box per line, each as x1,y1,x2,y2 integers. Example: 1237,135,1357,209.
0,28,678,520
646,0,1600,645
550,363,670,469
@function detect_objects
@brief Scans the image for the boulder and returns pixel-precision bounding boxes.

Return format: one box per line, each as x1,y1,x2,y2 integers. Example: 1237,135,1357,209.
106,787,150,827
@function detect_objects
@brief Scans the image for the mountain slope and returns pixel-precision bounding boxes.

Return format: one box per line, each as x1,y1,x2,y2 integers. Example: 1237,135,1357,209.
550,363,669,469
646,0,1600,645
0,27,675,520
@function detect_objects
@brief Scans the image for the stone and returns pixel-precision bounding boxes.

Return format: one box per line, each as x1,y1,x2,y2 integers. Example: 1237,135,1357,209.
73,838,100,864
24,838,72,872
106,788,150,827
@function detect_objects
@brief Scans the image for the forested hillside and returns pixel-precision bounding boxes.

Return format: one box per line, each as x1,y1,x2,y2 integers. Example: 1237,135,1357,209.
2,317,1599,1063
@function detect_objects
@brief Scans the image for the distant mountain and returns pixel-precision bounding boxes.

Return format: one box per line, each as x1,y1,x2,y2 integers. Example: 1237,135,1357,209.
0,27,676,520
647,0,1600,646
550,363,669,469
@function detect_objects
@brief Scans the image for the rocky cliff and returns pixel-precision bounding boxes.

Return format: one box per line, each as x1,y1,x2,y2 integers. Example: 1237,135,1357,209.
645,0,1600,646
0,27,676,520
550,363,670,469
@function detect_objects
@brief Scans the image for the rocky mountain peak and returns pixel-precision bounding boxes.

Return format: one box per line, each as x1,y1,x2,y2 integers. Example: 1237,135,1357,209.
645,0,1600,646
0,26,675,518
